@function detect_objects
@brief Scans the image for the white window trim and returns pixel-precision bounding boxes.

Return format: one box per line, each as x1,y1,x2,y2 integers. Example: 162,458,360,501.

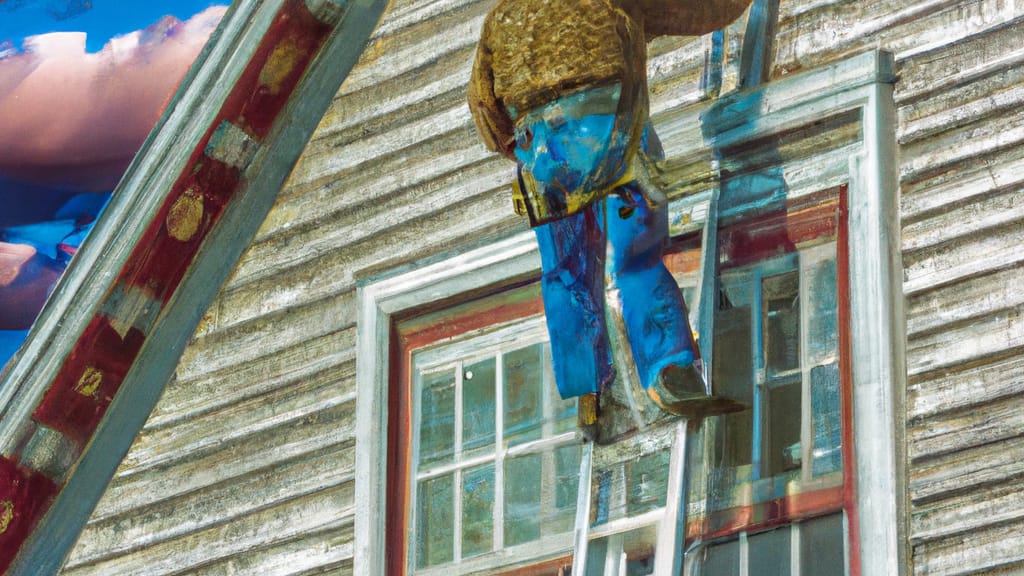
356,48,905,576
356,233,544,575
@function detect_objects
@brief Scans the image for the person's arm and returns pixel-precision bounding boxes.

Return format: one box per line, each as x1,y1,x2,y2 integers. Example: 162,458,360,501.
0,242,62,330
625,0,755,37
467,33,517,159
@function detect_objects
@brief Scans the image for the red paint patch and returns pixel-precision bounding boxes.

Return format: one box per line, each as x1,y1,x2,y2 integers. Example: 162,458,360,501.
33,316,146,445
222,0,333,139
120,161,237,303
0,457,59,573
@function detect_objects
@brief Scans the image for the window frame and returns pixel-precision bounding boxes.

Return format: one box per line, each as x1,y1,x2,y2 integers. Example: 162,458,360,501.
393,289,581,569
665,50,902,575
356,49,904,576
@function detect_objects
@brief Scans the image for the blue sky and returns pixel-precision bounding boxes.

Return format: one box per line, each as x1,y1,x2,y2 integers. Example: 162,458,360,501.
0,0,225,52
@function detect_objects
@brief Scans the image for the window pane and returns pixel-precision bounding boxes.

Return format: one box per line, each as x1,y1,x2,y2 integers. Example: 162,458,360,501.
462,464,495,558
766,382,802,476
504,344,543,445
463,357,496,456
626,450,671,516
420,371,456,467
417,474,455,568
807,257,839,365
763,271,800,376
505,453,542,546
811,362,843,476
748,527,791,576
552,444,581,534
713,283,754,473
799,513,845,576
591,468,614,527
547,343,578,436
701,539,740,575
584,525,657,576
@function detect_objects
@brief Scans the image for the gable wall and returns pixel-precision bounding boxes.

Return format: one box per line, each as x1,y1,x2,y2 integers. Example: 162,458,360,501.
59,0,1024,574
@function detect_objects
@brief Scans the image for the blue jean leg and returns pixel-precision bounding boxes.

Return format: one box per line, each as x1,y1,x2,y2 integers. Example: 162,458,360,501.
605,186,698,391
534,204,614,398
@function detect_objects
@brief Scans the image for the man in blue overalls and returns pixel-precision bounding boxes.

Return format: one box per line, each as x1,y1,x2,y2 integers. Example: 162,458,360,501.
468,0,750,427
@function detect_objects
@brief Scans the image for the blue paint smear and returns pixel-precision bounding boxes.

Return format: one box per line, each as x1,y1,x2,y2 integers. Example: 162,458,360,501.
0,0,225,53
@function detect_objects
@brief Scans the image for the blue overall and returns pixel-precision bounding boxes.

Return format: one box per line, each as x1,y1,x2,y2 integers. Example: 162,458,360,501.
513,87,697,399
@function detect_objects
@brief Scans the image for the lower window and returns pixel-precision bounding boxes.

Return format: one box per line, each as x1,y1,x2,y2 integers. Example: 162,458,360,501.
390,285,579,575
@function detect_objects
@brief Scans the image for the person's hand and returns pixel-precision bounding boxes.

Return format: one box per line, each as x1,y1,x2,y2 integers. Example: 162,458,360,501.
0,242,63,330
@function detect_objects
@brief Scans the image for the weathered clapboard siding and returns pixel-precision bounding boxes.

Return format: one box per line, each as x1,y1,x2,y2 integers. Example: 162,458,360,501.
61,0,1024,574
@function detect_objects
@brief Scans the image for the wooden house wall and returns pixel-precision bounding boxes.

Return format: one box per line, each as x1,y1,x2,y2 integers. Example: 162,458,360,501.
57,0,1023,574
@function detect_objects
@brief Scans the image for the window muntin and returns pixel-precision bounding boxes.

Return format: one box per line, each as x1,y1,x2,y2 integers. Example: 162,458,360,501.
406,316,580,575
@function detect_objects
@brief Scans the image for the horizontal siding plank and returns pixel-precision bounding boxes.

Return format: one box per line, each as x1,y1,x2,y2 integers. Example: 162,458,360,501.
180,524,354,576
159,329,354,428
906,305,1024,378
898,67,1024,146
906,266,1024,339
908,347,1024,420
61,484,354,576
373,0,479,38
774,0,1018,75
228,186,524,315
901,187,1024,253
899,102,1024,184
909,392,1024,462
902,218,1024,297
910,435,1024,505
120,378,353,476
896,19,1024,106
93,402,355,520
912,519,1024,576
175,292,356,381
67,444,354,567
911,482,1024,546
339,8,484,95
232,127,499,286
900,144,1024,224
233,158,508,304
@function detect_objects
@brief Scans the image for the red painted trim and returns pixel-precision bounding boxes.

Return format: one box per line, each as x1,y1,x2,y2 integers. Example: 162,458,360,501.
719,188,843,270
836,187,861,575
401,297,545,354
498,555,573,575
686,485,845,542
33,0,334,444
386,320,412,576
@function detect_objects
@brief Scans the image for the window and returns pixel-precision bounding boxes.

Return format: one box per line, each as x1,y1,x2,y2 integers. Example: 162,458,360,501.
395,299,580,575
382,278,581,573
679,189,852,574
